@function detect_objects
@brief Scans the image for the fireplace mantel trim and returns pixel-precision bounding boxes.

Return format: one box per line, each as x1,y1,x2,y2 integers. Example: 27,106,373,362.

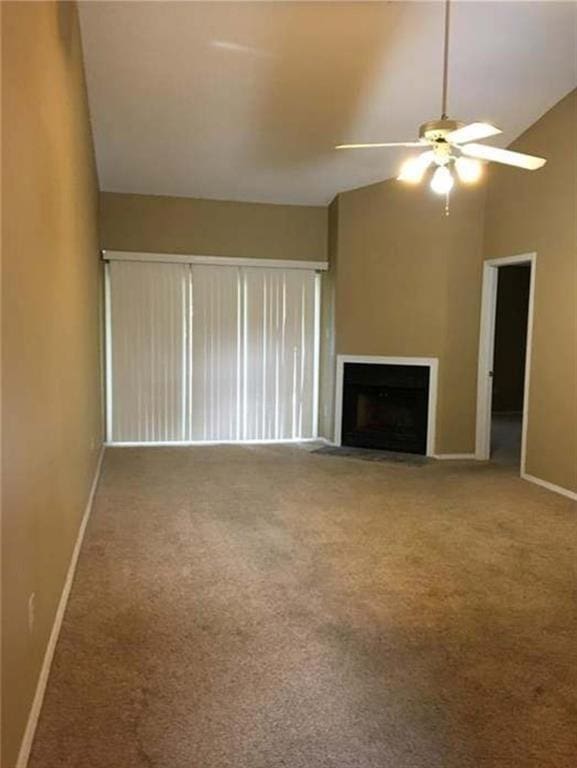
333,355,439,456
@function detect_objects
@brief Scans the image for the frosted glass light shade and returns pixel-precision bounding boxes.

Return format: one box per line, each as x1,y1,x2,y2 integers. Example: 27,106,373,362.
397,151,434,183
455,156,483,183
430,165,454,195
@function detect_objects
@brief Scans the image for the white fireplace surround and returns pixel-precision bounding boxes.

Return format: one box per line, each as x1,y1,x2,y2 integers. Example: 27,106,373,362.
333,355,439,457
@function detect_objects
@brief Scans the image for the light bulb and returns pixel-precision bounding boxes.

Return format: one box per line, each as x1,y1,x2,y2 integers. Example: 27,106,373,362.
430,165,454,195
455,156,483,184
397,152,433,184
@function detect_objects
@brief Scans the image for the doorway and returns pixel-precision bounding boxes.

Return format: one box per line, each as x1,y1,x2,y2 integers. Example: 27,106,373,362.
476,254,536,473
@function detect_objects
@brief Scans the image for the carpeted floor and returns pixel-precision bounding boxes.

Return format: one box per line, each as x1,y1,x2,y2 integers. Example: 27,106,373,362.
491,412,523,467
29,445,577,768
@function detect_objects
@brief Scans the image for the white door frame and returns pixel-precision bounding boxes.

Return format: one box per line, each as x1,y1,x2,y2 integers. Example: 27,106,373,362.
333,355,439,457
475,253,536,474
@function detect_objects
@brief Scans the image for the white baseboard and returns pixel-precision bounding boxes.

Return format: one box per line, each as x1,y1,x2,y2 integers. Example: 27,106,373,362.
522,471,577,501
15,445,105,768
432,453,477,460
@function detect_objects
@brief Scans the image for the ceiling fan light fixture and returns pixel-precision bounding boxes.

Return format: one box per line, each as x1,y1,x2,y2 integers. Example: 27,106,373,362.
334,0,547,212
430,165,454,195
455,156,483,183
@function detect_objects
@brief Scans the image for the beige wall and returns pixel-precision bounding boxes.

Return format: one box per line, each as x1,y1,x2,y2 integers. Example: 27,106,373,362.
333,180,485,453
100,191,328,262
1,3,103,766
484,89,577,491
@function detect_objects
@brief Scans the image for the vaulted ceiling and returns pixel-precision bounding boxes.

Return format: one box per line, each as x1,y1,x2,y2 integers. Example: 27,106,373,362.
79,1,577,206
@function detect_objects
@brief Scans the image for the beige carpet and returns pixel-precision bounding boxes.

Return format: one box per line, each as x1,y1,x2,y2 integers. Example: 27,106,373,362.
29,445,577,767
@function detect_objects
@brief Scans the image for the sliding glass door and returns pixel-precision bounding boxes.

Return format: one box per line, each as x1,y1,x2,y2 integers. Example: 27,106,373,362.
106,259,319,443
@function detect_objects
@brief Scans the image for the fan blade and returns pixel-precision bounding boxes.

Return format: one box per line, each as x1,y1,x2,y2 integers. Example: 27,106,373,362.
446,122,502,144
335,141,424,150
461,143,546,170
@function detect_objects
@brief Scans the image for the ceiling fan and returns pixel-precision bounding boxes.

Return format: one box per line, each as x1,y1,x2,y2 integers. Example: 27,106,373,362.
335,0,546,205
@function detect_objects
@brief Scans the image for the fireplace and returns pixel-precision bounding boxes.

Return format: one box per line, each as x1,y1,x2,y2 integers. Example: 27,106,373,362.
339,361,431,455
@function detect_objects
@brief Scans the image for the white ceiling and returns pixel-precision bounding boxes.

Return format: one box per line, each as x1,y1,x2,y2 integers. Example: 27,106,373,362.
79,1,577,206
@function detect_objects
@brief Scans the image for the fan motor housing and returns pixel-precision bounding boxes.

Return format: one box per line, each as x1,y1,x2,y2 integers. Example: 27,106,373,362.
419,119,462,143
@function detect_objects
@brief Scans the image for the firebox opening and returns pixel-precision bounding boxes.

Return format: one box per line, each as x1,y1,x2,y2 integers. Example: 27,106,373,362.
341,363,430,455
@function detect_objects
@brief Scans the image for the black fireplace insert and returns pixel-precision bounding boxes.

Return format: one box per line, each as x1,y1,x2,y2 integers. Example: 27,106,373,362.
341,363,430,454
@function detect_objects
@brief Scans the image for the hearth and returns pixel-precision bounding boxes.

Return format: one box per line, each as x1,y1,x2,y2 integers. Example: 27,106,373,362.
340,362,430,454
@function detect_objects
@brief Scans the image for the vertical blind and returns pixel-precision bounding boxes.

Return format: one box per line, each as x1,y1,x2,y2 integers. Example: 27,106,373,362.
107,260,319,443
